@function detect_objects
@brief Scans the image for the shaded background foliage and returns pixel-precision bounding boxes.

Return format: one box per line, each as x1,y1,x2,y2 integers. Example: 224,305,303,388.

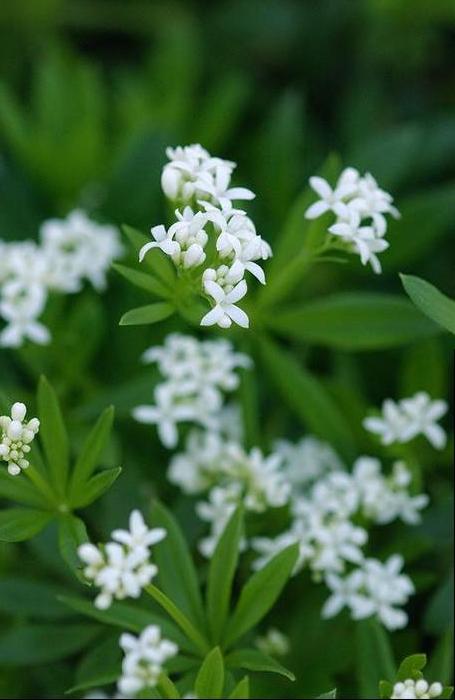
0,1,453,698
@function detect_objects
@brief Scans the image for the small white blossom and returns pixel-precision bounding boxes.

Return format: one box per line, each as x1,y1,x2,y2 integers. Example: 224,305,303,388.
0,402,40,475
118,625,178,697
255,628,290,657
78,510,165,609
323,555,414,630
201,276,249,329
134,334,251,448
390,679,443,699
364,392,448,449
305,166,398,273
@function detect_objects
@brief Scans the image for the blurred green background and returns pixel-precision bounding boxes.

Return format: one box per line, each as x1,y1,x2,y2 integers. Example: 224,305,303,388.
0,1,454,698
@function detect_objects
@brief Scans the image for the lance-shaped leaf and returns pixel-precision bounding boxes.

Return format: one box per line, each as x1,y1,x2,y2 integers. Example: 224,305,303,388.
259,336,355,461
113,262,171,298
0,508,52,542
69,405,114,495
401,274,455,335
150,500,205,631
267,293,440,350
229,676,250,699
226,648,295,681
0,471,49,509
396,654,427,681
58,514,89,583
356,618,395,699
195,646,225,699
37,376,69,495
207,506,243,642
224,543,299,648
70,467,122,509
0,623,100,665
119,301,175,326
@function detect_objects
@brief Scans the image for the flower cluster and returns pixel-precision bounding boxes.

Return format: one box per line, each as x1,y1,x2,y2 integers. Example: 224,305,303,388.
78,510,165,609
390,679,444,699
118,625,178,697
0,402,40,476
248,447,427,630
305,167,399,273
322,555,414,630
133,334,251,448
364,392,448,449
139,144,272,329
0,210,122,347
169,428,291,556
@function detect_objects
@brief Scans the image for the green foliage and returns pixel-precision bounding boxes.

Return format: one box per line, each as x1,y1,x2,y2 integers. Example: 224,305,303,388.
401,274,455,335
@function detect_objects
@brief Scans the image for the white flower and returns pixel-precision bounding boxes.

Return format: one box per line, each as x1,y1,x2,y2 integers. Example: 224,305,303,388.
135,334,251,448
78,510,165,609
364,393,448,449
118,625,178,697
201,277,249,328
305,167,398,274
0,402,40,475
305,175,357,219
0,280,50,347
139,224,180,262
255,628,290,657
322,569,372,619
391,678,443,699
275,436,344,488
196,163,255,210
133,384,198,448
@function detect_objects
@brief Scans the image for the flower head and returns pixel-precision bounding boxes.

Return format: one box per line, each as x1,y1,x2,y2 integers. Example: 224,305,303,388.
0,402,40,475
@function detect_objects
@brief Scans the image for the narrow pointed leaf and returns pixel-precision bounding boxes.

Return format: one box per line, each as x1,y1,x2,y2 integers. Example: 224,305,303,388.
58,514,89,583
225,543,299,647
396,654,427,681
401,274,455,335
0,471,49,509
195,647,224,699
70,405,114,494
113,262,170,298
356,618,395,699
0,508,52,542
226,648,295,681
119,301,175,326
37,376,69,494
207,506,243,642
229,676,250,699
259,337,355,461
71,466,122,508
150,500,205,630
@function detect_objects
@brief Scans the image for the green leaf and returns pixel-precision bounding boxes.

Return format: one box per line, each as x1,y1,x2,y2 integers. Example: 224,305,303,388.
58,514,89,582
69,405,114,495
259,337,355,461
427,628,454,685
0,577,72,619
195,647,224,699
355,618,395,699
0,623,100,665
267,293,440,350
229,676,250,699
317,691,337,699
70,635,122,695
146,584,209,657
119,301,175,326
0,471,50,509
37,375,70,495
60,594,193,654
379,681,394,699
150,500,205,631
396,654,427,681
207,506,243,642
71,467,122,508
224,543,299,648
226,648,295,681
113,262,170,298
0,507,52,542
401,274,455,335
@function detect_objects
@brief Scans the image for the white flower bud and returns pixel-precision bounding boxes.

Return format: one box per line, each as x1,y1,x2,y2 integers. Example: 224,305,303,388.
183,244,205,269
161,165,181,200
11,402,27,422
7,420,23,440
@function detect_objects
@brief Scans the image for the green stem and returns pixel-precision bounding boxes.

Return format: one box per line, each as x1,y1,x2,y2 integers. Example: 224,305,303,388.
146,584,209,657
